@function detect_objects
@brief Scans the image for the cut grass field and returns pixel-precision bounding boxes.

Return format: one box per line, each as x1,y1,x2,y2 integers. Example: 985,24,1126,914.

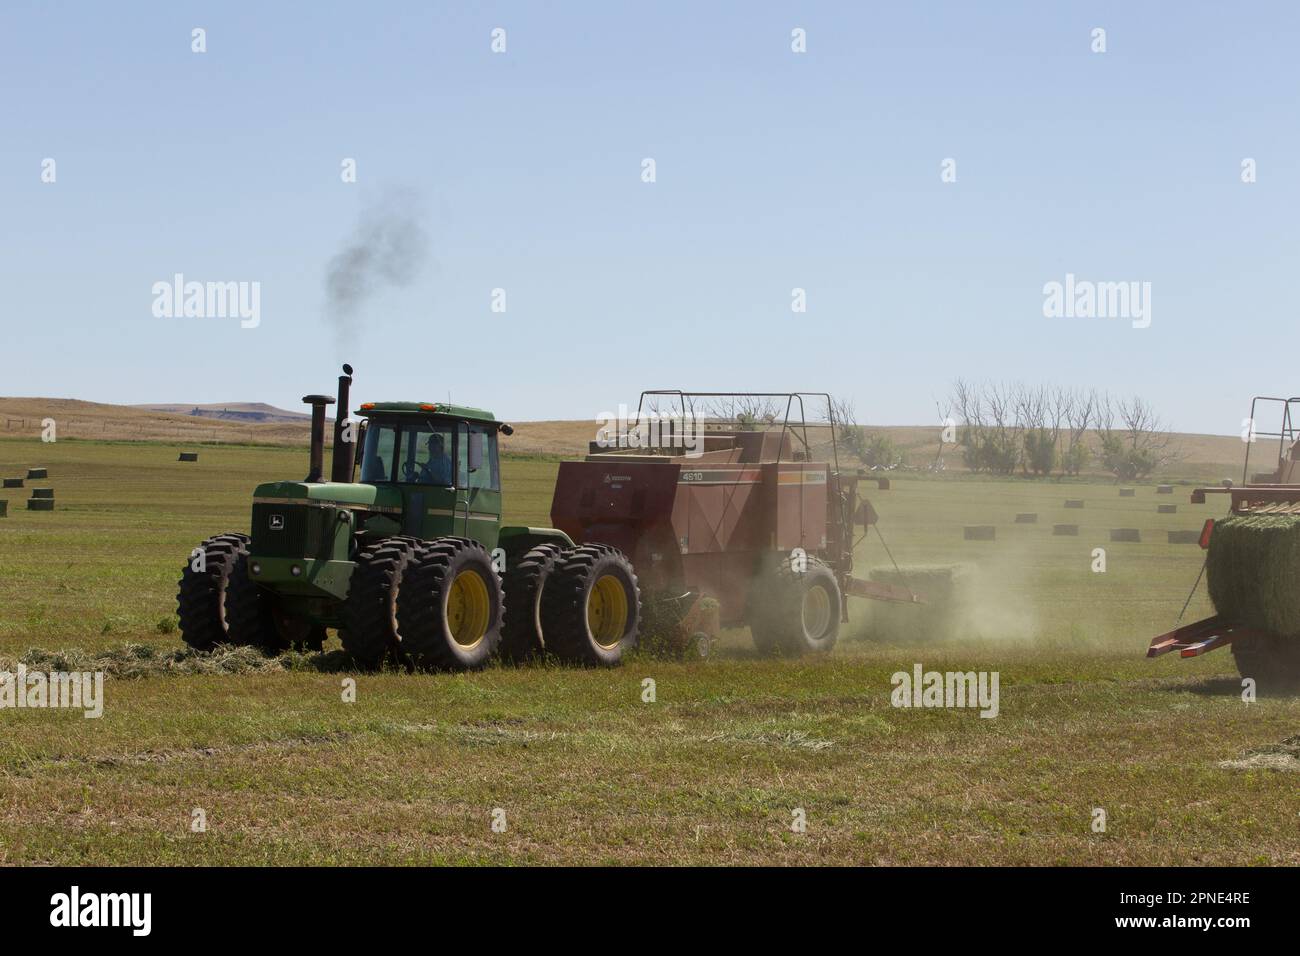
0,436,1296,865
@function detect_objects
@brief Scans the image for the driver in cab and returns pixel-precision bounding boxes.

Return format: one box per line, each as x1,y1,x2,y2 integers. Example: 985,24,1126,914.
419,433,453,486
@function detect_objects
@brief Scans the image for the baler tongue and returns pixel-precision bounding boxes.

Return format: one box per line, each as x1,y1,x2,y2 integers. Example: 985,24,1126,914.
1147,615,1262,659
843,576,925,605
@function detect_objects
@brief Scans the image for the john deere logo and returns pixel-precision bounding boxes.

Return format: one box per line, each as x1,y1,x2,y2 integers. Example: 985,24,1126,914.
269,514,285,530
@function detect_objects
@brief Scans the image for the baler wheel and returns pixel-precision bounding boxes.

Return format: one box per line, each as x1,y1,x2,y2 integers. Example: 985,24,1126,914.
397,537,504,671
539,545,641,667
177,532,277,651
340,537,420,669
1231,633,1300,694
500,543,564,662
748,556,841,657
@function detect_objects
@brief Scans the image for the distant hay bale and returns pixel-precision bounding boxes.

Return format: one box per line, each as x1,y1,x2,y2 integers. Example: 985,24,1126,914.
178,452,199,462
1157,503,1177,514
1206,514,1300,637
866,566,968,642
26,468,47,479
30,488,54,499
1110,528,1141,542
1014,512,1037,524
0,500,7,518
1119,488,1135,497
876,477,891,490
1168,530,1200,544
2,478,21,488
1156,484,1174,494
963,525,995,541
1064,499,1085,509
26,498,54,511
1053,524,1079,536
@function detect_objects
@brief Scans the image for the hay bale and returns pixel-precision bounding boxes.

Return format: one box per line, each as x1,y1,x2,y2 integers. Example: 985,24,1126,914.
1168,530,1200,544
1053,524,1079,536
1110,528,1141,542
1156,484,1174,494
963,525,995,540
2,478,22,488
1014,512,1038,524
179,452,199,462
1119,488,1135,497
30,488,54,500
876,477,890,490
866,566,968,642
1157,503,1177,514
1206,514,1300,636
1064,499,1085,509
0,500,7,517
26,498,54,511
26,468,47,479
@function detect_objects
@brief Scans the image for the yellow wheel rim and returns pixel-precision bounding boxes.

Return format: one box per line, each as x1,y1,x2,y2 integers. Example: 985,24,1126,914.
447,569,491,649
802,584,832,639
587,574,629,649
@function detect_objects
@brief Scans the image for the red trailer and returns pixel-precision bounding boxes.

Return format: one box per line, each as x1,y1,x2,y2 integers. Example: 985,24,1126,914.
549,391,921,656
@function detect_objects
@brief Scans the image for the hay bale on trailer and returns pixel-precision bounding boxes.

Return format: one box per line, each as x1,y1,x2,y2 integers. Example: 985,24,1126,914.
1110,528,1141,542
1014,513,1038,524
1053,524,1079,536
1206,515,1300,637
866,566,968,642
963,525,995,540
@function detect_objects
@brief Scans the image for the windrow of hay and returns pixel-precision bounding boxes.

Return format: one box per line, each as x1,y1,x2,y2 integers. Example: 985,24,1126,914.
1206,514,1300,638
0,643,318,678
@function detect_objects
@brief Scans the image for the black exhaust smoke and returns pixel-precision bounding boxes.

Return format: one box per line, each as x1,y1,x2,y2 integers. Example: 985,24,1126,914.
330,364,356,483
302,393,335,483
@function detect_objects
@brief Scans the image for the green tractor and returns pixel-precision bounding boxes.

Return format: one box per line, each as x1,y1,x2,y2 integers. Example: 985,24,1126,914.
177,366,641,670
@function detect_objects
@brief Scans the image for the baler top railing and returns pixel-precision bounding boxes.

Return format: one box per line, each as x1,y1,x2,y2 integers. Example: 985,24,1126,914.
1242,396,1300,486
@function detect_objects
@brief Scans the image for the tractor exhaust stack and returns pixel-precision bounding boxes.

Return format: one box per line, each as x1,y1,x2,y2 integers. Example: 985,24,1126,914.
302,393,335,483
330,364,355,483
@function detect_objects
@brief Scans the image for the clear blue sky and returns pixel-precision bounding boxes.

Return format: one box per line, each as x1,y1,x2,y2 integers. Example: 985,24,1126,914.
2,1,1296,434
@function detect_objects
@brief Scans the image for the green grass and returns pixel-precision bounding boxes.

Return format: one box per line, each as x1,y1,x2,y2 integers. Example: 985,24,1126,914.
1,437,1296,866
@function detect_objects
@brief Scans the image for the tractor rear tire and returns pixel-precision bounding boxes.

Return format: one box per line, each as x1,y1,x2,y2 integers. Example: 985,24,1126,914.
539,545,641,667
177,533,278,652
340,537,419,669
397,537,504,671
1232,633,1300,695
749,555,841,657
500,543,564,662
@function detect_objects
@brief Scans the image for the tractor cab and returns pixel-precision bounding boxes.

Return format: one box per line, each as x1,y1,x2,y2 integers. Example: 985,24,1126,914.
355,402,507,548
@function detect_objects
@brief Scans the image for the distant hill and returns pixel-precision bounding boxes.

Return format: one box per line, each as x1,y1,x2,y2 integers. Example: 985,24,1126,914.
0,395,1255,480
133,402,311,424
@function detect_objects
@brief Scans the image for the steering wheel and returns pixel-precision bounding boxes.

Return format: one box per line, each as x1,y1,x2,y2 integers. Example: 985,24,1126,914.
402,460,420,481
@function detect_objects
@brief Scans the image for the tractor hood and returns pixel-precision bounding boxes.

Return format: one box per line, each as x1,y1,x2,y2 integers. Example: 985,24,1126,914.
252,480,403,510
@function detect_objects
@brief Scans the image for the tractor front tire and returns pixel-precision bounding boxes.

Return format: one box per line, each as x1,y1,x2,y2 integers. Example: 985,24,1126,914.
1232,633,1300,695
540,545,641,667
340,537,419,669
397,537,504,671
500,543,564,662
177,533,278,652
749,555,841,657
